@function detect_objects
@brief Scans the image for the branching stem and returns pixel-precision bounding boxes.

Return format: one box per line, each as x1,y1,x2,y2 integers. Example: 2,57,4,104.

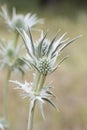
37,74,46,92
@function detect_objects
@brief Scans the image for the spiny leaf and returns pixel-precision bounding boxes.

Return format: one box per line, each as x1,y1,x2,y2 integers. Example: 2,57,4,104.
17,28,37,63
28,28,35,55
52,56,69,73
38,101,45,120
46,32,59,57
17,29,31,54
17,29,34,57
37,31,48,57
59,35,82,52
52,33,67,56
57,55,69,65
42,97,58,110
23,57,38,71
21,57,32,69
47,91,56,98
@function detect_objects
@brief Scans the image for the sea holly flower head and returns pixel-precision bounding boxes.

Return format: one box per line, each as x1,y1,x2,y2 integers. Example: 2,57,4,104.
10,28,81,128
0,40,26,74
18,29,81,75
0,6,43,32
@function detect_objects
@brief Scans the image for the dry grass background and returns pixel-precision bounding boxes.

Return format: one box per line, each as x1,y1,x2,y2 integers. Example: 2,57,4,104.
0,10,87,130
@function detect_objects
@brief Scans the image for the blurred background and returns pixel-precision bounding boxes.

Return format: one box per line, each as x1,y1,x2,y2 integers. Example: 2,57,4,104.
0,0,87,130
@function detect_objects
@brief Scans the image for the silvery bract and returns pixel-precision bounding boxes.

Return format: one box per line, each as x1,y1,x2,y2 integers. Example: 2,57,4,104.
0,6,43,31
10,80,56,119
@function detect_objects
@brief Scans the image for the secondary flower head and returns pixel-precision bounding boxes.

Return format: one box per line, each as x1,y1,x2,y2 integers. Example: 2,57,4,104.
0,39,26,74
18,29,80,75
10,80,56,119
0,6,43,31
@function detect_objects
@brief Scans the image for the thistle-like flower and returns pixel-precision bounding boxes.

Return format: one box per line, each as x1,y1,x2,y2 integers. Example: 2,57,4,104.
10,29,81,130
0,6,43,31
0,39,26,74
18,29,80,76
11,29,80,110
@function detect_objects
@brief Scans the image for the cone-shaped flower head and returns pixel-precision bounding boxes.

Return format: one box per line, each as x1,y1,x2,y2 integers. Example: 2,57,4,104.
0,6,43,31
38,57,52,75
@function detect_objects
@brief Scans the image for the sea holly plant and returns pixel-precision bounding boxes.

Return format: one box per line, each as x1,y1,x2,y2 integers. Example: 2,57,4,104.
10,29,81,130
0,6,43,129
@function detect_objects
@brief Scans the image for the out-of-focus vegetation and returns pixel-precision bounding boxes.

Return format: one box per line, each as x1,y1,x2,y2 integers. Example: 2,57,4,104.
0,0,87,12
0,1,87,130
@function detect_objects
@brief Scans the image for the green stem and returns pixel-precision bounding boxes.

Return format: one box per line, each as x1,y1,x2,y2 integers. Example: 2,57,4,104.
33,71,41,91
36,74,46,93
33,71,47,94
14,32,19,48
3,68,11,123
27,72,46,130
27,101,36,130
